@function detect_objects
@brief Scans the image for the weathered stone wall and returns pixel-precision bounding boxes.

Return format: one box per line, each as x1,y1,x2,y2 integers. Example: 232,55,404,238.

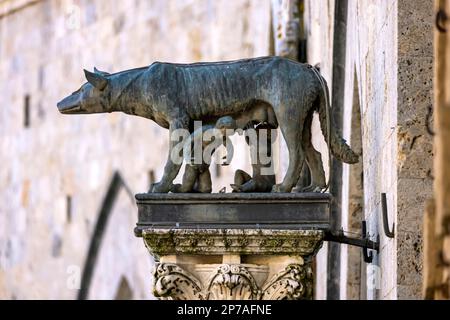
304,0,433,299
396,0,434,299
0,0,271,299
344,1,399,300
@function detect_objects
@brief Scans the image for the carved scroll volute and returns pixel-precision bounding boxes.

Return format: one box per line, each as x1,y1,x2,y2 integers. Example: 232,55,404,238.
261,264,313,300
206,265,261,300
153,263,204,300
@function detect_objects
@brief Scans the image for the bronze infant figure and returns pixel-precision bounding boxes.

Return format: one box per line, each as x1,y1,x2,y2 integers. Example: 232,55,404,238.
171,116,236,193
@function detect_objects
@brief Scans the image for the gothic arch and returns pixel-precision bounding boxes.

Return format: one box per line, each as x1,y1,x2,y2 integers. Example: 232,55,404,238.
114,276,133,300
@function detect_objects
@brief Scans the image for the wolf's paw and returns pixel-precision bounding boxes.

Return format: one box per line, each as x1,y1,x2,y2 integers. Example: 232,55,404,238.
271,184,291,193
297,185,324,193
170,184,182,193
149,182,171,193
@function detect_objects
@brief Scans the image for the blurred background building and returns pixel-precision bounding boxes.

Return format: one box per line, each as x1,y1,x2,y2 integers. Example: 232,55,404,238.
0,0,271,300
0,0,437,299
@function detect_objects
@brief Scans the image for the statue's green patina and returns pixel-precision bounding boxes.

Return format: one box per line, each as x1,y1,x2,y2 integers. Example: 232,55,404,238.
57,56,358,193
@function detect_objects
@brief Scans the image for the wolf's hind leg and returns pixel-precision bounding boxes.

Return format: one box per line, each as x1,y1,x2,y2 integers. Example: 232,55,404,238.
272,121,305,193
300,116,326,192
272,144,305,192
302,149,326,192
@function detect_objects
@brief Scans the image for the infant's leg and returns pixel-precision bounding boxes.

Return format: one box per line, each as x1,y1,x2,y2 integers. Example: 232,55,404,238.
179,164,199,192
231,169,252,192
196,169,212,193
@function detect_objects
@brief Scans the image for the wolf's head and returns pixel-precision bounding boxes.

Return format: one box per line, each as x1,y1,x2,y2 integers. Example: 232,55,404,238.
57,68,111,114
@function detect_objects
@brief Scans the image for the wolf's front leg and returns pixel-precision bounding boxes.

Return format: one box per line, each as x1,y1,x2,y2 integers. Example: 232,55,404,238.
150,117,190,193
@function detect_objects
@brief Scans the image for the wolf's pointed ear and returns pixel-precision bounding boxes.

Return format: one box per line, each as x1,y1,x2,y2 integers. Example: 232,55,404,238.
84,69,108,90
94,67,110,76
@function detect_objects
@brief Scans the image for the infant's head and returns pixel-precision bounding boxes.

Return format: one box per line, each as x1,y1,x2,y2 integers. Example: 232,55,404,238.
215,116,236,130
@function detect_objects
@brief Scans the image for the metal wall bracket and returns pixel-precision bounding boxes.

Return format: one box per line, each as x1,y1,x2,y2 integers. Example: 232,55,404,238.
361,221,379,263
324,220,379,264
325,192,394,263
381,193,395,238
436,8,448,33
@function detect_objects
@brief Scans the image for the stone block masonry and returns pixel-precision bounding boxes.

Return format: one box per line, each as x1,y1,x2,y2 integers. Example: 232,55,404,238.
0,0,272,299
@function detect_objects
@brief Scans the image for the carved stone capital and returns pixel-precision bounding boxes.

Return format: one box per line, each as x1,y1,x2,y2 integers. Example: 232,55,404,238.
207,264,261,300
152,262,313,300
153,263,203,300
261,264,313,300
144,228,322,300
143,228,324,257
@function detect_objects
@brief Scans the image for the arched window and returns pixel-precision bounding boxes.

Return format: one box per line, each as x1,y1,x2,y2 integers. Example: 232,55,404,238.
114,276,133,300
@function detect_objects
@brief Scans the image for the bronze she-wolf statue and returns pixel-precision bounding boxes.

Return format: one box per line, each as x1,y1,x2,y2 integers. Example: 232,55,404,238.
57,56,358,193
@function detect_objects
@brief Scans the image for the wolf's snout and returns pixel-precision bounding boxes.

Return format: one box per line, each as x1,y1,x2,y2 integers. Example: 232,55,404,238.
57,95,81,114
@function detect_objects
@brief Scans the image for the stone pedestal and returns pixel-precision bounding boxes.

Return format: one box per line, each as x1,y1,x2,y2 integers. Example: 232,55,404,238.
135,193,331,300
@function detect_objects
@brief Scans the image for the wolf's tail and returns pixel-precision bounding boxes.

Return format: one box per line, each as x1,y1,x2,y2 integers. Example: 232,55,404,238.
313,68,359,164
